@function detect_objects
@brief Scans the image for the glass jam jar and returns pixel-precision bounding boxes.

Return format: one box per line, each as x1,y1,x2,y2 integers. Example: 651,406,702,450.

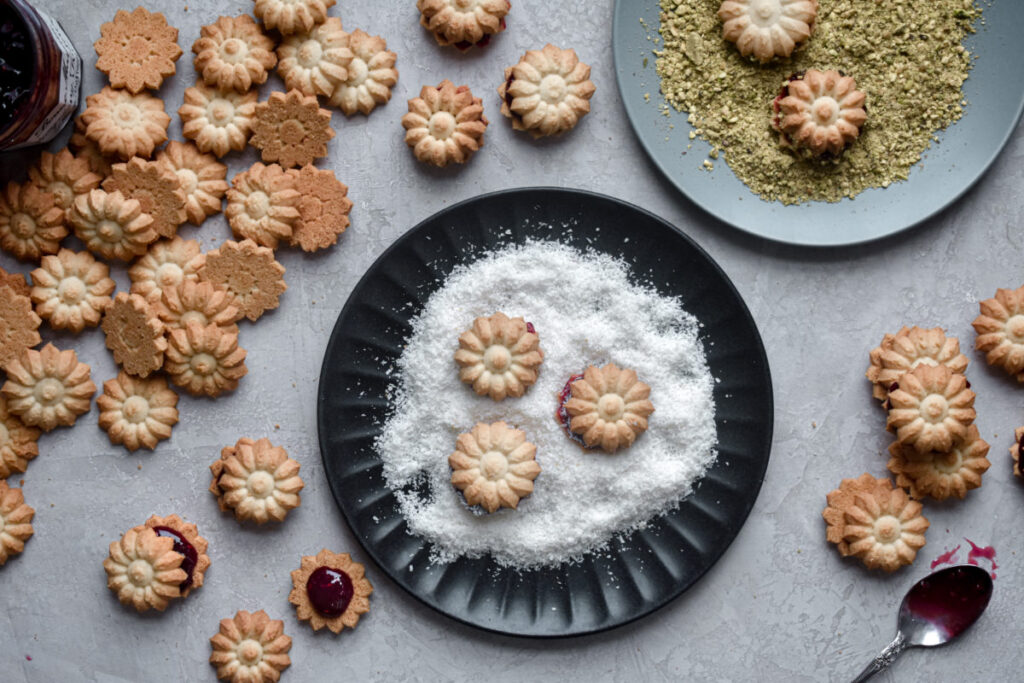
0,0,81,151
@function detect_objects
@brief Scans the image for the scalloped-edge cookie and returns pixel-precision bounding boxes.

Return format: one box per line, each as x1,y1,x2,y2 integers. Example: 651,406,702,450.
0,284,41,371
70,189,158,262
719,0,818,63
128,237,205,302
180,84,258,158
885,364,976,455
165,322,247,397
249,89,334,169
142,514,210,597
193,14,277,93
226,162,300,249
209,610,292,682
104,157,187,240
157,141,229,227
30,249,116,332
0,481,34,565
98,372,179,452
866,326,969,403
418,0,510,49
200,239,287,321
210,437,303,524
94,7,182,93
564,363,655,453
402,80,488,167
454,312,542,401
972,285,1024,382
277,17,352,98
887,425,990,501
101,293,167,378
103,524,185,611
450,421,541,513
289,549,372,633
155,280,241,335
28,148,103,216
0,181,67,262
498,44,595,138
328,29,398,115
81,87,170,161
1,343,96,432
773,69,867,158
255,0,334,34
0,395,40,479
287,164,351,251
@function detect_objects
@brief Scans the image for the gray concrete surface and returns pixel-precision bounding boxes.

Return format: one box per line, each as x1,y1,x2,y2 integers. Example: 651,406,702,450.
0,0,1020,681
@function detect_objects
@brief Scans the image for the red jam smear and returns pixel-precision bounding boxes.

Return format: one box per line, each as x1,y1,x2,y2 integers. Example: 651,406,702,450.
306,566,354,617
931,544,961,570
152,526,198,591
525,321,535,334
905,565,992,639
0,7,32,130
454,15,507,51
556,372,586,445
965,538,997,579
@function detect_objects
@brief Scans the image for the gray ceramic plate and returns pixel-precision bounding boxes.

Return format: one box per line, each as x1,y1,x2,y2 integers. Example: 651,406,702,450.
613,0,1024,246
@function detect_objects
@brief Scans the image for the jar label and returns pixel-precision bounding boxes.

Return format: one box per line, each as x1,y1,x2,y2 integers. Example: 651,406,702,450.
8,7,81,150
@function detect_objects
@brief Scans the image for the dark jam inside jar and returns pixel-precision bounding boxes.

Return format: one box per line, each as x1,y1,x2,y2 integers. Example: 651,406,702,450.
152,526,198,591
306,566,354,617
556,372,586,445
0,5,32,132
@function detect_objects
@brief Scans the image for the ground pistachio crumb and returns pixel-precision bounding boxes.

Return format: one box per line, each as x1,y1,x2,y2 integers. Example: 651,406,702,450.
655,0,981,204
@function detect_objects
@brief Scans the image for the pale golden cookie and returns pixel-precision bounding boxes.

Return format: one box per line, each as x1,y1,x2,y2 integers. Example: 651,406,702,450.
498,45,595,138
94,7,182,93
212,437,303,524
886,365,976,455
165,322,247,397
972,285,1024,382
142,514,210,598
180,84,258,158
287,165,351,252
1011,427,1024,480
328,29,397,115
157,142,229,227
0,285,41,371
155,280,242,336
823,473,929,572
1,343,96,432
454,312,542,401
225,162,300,249
0,395,40,479
200,239,287,321
250,89,334,169
69,114,115,177
402,80,488,167
866,326,969,402
102,292,167,378
28,149,102,216
193,14,277,93
209,610,292,683
30,249,116,332
70,189,158,262
103,525,185,612
887,425,990,501
719,0,818,63
254,0,335,35
104,157,188,240
0,266,30,297
0,182,67,262
450,421,540,513
277,17,352,98
98,372,179,452
128,236,205,302
564,363,655,453
418,0,510,49
0,481,34,565
289,549,372,633
81,87,170,161
774,69,867,158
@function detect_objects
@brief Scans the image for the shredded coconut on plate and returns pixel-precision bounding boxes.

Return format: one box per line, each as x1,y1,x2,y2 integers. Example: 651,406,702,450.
374,241,717,568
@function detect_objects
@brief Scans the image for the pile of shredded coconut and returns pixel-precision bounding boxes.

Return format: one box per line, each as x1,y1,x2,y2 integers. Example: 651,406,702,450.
374,241,717,568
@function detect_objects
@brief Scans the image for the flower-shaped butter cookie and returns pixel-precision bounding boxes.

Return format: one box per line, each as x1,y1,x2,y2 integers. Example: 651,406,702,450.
287,165,352,252
563,363,655,453
2,344,95,432
30,249,115,332
180,84,258,158
328,29,397,116
498,44,595,138
103,525,186,611
718,0,818,62
774,69,867,157
226,162,300,249
157,142,229,227
165,322,247,397
70,189,158,262
209,610,292,683
418,0,510,49
454,312,542,401
254,0,335,35
823,473,929,572
103,157,188,240
885,365,975,455
28,149,102,216
98,372,179,452
289,549,372,633
94,7,182,93
143,514,210,597
887,425,990,501
449,421,541,513
102,293,167,378
0,182,67,262
972,285,1024,382
200,239,287,321
156,280,241,335
128,237,205,302
0,481,34,565
866,326,968,402
250,90,334,168
402,80,488,167
276,17,352,98
0,395,40,479
82,87,170,160
0,285,41,370
193,15,277,93
210,437,304,524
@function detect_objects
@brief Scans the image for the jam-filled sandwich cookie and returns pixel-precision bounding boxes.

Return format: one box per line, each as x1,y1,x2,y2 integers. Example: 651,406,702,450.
289,549,372,633
450,421,540,513
773,69,867,158
401,80,488,167
210,610,292,682
498,44,595,138
885,364,975,455
865,326,968,404
560,363,654,453
454,312,543,401
887,425,990,501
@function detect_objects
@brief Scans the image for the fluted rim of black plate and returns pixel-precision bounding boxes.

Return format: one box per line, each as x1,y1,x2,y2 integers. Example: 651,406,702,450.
317,187,774,637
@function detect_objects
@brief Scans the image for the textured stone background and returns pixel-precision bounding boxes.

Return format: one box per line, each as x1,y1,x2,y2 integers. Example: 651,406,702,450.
0,1,1020,681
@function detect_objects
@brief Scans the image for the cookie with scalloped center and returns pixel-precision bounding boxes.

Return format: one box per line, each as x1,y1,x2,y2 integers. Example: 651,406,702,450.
0,181,67,262
94,7,182,93
225,162,300,249
193,14,277,93
103,157,188,240
156,142,229,227
82,87,170,161
180,84,258,158
498,44,595,138
1,343,96,432
287,165,351,252
200,239,287,321
102,293,167,378
455,312,542,401
328,29,397,115
30,249,116,332
402,80,488,167
249,90,334,168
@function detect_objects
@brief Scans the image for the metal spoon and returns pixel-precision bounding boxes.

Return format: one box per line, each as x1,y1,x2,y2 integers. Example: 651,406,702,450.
851,564,993,682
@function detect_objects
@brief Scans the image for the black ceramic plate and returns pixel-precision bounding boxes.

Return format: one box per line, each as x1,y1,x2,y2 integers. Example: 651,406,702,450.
318,188,773,637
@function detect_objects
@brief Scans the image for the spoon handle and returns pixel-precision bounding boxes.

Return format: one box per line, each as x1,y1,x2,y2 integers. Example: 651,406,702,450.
850,631,908,683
